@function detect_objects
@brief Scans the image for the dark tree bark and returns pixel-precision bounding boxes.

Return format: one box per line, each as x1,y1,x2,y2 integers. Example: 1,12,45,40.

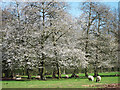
85,68,88,77
52,68,56,78
40,59,45,80
94,68,98,77
10,70,15,79
27,69,31,79
39,3,46,80
5,70,10,78
84,3,92,77
57,63,61,79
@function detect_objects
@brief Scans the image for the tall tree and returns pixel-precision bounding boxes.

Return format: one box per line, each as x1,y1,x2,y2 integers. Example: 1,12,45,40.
78,2,119,76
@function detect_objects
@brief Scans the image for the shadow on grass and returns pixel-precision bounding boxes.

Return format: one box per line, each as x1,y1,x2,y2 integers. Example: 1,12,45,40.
2,75,119,81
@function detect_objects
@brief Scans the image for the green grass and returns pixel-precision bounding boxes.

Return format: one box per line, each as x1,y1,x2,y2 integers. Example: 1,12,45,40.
1,72,119,88
21,72,119,78
1,77,119,88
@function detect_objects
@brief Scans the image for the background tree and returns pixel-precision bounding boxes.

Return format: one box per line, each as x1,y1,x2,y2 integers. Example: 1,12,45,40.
78,2,119,76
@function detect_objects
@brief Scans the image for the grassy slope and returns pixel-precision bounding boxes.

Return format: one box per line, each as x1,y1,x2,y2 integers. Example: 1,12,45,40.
1,77,119,88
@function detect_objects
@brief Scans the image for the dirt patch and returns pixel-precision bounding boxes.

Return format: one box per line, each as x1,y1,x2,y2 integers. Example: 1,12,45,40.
82,85,90,87
99,83,120,88
82,83,120,88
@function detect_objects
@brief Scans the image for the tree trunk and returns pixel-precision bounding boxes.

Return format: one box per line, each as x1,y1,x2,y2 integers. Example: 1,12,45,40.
10,70,14,79
38,68,40,75
57,64,61,79
39,3,46,80
74,69,76,74
27,69,31,79
40,60,45,80
72,69,76,77
94,44,98,77
22,68,25,75
85,68,88,77
84,2,92,77
94,68,98,77
52,68,56,78
5,70,10,78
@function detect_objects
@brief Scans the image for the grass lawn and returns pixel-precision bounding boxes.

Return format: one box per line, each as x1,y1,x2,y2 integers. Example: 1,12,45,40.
20,72,119,78
1,77,119,88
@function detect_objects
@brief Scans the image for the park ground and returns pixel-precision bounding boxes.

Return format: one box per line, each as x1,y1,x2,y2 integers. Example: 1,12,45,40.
1,72,120,88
